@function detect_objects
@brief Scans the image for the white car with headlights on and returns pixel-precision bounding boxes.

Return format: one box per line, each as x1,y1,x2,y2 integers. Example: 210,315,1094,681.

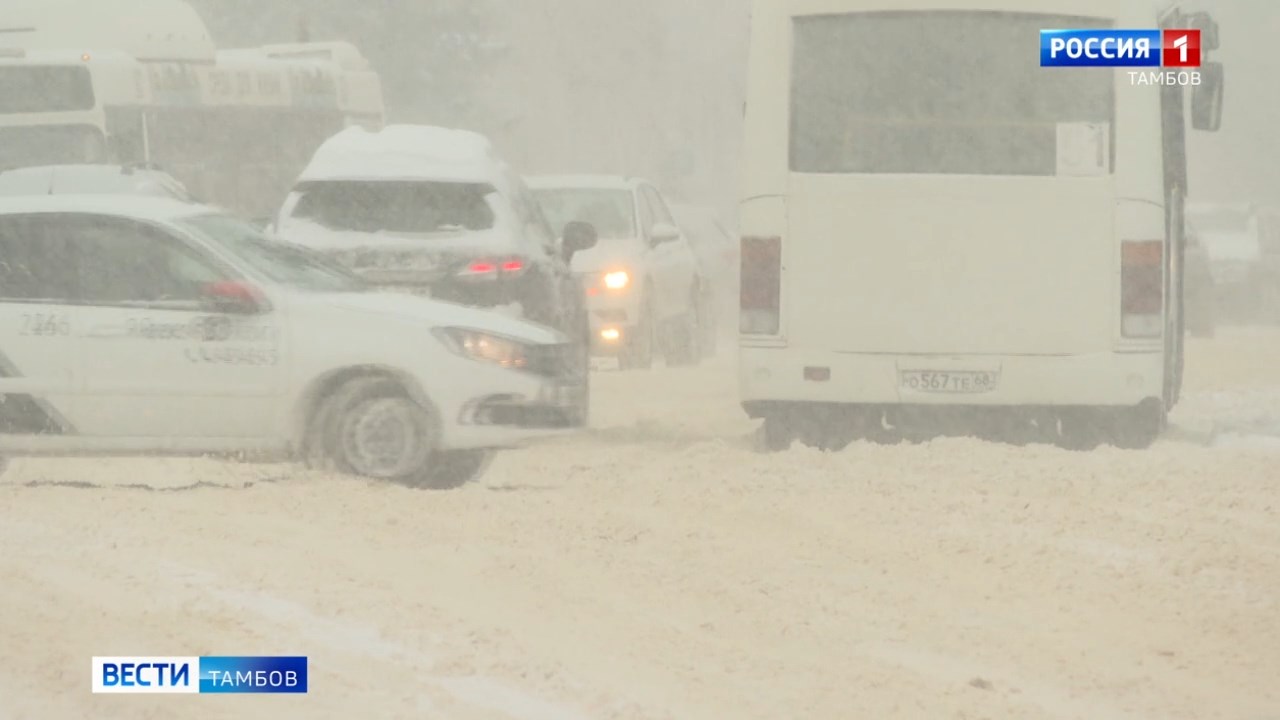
0,196,586,489
528,174,711,369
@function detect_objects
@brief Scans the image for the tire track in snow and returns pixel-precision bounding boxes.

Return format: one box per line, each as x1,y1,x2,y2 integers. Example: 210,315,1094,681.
2,514,591,720
153,561,593,720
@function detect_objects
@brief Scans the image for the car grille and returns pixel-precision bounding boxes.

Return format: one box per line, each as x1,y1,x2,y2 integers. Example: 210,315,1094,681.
524,342,577,379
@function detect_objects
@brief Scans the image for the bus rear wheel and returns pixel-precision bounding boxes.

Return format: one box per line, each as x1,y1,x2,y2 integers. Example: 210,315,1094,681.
1106,401,1165,450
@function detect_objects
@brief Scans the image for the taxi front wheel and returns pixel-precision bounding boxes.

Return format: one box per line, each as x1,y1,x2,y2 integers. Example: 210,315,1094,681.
403,449,495,490
315,377,479,489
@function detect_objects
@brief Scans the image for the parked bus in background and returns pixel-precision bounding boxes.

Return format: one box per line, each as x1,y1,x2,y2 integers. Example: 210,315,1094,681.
0,0,384,220
738,0,1224,451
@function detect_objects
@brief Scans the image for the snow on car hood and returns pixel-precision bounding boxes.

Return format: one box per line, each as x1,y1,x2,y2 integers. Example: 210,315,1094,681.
570,237,648,274
302,289,563,345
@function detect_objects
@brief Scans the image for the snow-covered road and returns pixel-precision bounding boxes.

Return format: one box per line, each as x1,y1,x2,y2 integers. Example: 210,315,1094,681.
2,328,1278,719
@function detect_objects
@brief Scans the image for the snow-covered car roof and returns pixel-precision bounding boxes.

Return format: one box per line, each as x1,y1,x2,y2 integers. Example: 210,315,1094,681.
0,164,193,200
297,125,508,186
0,194,212,223
525,175,643,192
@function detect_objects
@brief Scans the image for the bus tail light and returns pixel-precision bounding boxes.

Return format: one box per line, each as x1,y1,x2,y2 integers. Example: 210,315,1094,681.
740,235,781,334
1121,240,1163,338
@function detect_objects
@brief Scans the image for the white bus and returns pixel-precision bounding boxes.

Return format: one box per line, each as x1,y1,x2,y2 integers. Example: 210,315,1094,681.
0,3,384,219
738,0,1224,450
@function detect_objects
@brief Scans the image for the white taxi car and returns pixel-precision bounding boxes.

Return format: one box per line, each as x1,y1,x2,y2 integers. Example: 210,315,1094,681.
0,164,195,202
0,196,585,488
528,175,711,369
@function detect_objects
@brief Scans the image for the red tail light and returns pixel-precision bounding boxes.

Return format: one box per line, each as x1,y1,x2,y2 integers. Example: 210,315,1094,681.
1121,240,1163,337
740,235,781,334
457,256,527,280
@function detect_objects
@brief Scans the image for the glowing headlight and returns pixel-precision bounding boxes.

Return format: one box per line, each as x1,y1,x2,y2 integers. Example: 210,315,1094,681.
603,270,630,290
434,328,529,369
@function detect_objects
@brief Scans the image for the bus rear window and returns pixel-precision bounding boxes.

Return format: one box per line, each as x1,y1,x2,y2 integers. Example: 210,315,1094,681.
0,66,95,114
790,12,1115,176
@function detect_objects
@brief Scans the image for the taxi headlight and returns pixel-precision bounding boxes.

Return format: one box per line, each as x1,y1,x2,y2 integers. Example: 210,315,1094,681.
603,270,630,290
433,328,529,369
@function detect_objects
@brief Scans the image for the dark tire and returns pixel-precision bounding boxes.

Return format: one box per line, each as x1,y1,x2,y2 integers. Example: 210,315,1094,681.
315,376,458,487
567,319,591,426
402,449,494,490
697,282,718,359
619,290,655,370
761,415,793,452
763,406,871,452
663,286,705,367
1057,410,1103,451
1106,402,1165,450
797,406,868,451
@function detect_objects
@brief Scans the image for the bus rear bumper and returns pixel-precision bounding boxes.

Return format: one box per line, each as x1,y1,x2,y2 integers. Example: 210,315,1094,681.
738,346,1164,413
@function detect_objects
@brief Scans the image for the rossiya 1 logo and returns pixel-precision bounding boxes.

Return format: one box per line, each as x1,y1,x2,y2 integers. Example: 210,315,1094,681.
1040,28,1204,86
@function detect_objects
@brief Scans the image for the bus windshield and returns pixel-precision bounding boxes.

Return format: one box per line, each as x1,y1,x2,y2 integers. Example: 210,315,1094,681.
0,125,108,171
790,11,1114,176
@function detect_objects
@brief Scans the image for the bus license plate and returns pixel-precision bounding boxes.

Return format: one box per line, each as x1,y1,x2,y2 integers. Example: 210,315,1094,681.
900,370,998,394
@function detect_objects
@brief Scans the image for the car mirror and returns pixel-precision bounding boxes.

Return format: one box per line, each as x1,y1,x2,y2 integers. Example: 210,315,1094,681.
202,280,266,315
562,220,598,260
648,222,680,246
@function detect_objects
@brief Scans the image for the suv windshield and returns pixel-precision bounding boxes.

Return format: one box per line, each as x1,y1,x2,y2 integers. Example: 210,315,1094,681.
533,188,636,239
288,180,497,234
179,213,368,292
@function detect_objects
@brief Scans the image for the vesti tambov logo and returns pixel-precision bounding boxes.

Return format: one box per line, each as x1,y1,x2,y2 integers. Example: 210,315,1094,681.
92,656,308,694
1040,29,1202,67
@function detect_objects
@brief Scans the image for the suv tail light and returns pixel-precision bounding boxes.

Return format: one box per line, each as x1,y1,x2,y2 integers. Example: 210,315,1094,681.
740,235,781,334
456,256,527,281
1121,240,1163,337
